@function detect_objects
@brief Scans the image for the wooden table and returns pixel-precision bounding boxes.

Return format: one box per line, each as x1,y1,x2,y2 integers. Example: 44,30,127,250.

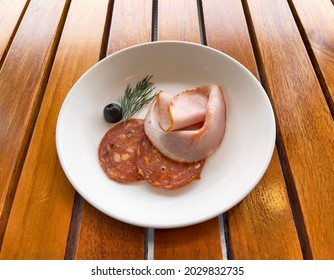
0,0,333,260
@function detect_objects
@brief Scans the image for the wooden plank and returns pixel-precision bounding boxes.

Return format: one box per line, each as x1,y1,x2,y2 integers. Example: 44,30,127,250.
157,0,201,42
107,0,153,54
0,0,28,64
75,203,146,260
227,152,303,259
290,0,334,113
246,0,334,259
154,0,222,260
0,0,109,259
154,219,221,260
75,0,153,260
202,0,302,259
0,0,69,251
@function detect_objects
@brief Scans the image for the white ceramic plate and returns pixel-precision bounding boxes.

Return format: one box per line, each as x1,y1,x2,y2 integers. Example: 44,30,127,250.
56,41,275,228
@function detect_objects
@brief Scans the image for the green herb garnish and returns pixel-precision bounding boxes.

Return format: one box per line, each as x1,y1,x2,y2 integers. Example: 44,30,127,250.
117,75,158,122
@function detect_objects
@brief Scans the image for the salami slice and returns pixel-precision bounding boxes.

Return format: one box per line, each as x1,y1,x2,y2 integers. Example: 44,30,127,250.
98,118,145,183
137,135,205,189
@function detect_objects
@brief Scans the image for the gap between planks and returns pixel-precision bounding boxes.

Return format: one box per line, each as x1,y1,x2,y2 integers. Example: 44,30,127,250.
99,0,115,60
240,0,312,259
65,193,85,260
151,0,158,42
197,0,207,45
145,0,157,259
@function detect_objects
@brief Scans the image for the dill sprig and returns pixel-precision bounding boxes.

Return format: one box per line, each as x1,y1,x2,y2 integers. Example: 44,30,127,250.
117,75,158,122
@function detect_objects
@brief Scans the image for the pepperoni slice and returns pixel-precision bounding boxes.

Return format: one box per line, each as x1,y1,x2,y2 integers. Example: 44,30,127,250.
137,135,205,190
98,119,145,183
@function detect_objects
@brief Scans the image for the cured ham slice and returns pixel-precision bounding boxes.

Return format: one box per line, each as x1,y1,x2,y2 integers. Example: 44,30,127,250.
144,84,226,162
158,89,208,131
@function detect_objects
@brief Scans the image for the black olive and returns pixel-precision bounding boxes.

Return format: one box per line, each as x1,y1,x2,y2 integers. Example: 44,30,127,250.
103,103,122,123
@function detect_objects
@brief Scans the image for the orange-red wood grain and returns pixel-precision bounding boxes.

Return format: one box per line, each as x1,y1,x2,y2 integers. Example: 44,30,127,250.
108,0,153,54
154,219,222,260
75,203,146,260
247,0,334,259
0,0,109,259
158,0,201,42
202,0,302,260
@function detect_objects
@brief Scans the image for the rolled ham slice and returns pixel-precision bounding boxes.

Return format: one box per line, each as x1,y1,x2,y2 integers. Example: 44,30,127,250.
144,84,226,162
158,89,208,131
